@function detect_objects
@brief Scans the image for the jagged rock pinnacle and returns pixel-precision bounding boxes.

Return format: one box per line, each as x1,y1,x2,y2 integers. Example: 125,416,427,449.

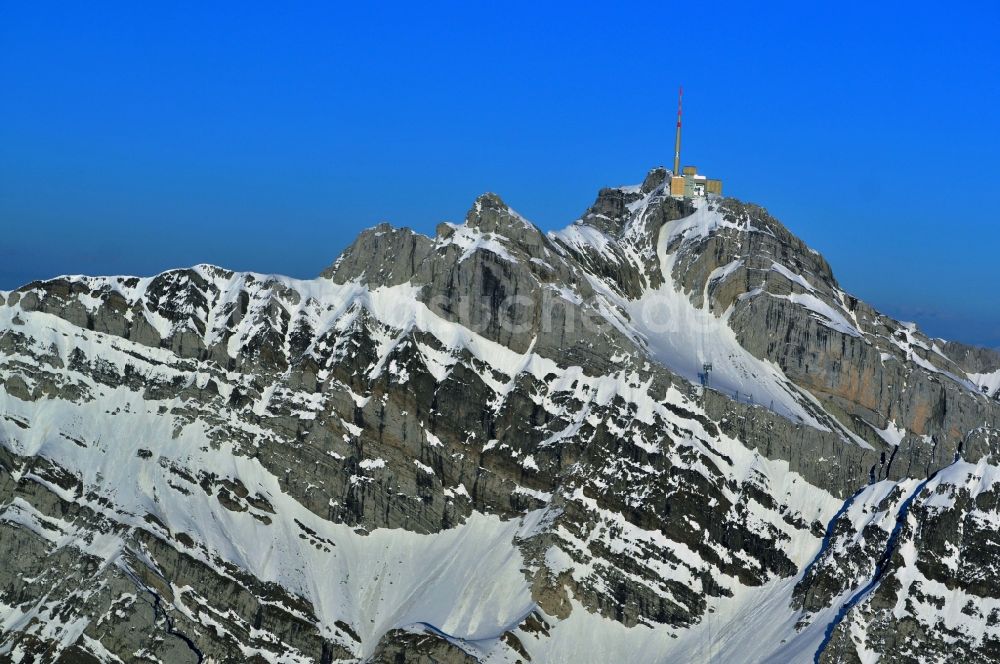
641,166,668,194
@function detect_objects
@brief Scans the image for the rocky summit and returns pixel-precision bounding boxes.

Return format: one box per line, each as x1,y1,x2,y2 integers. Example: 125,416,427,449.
1,168,999,663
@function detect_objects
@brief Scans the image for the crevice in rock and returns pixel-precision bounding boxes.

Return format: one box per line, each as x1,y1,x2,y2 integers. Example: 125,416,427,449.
119,557,205,663
812,458,960,663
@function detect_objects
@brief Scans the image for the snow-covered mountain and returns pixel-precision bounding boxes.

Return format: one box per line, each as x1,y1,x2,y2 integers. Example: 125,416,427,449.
2,167,998,663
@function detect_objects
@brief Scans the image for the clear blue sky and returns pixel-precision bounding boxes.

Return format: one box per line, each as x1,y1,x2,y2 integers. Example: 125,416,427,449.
2,2,998,348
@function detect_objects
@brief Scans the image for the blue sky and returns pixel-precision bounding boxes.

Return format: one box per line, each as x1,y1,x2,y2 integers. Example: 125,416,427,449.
2,2,998,348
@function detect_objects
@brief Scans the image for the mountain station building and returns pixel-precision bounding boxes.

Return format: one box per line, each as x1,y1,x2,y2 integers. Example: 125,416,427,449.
670,166,723,199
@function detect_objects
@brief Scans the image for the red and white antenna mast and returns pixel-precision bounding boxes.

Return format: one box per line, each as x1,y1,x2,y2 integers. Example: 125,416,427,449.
673,86,683,175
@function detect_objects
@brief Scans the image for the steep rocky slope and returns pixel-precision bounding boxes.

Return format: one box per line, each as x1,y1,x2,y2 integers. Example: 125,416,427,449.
1,167,997,663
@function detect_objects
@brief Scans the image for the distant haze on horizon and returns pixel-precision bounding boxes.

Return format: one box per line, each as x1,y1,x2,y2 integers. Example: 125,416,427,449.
2,2,998,349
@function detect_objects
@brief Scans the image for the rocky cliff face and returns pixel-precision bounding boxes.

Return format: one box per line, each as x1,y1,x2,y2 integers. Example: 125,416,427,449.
1,168,998,663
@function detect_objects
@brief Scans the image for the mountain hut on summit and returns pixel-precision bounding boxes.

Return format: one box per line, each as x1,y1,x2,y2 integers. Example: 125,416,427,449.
669,87,723,200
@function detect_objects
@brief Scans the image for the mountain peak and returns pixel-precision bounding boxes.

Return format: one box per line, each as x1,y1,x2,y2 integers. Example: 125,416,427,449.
640,165,668,194
3,167,1000,662
464,192,535,235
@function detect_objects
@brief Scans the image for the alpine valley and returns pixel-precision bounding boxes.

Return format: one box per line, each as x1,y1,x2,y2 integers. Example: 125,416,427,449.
2,167,999,663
